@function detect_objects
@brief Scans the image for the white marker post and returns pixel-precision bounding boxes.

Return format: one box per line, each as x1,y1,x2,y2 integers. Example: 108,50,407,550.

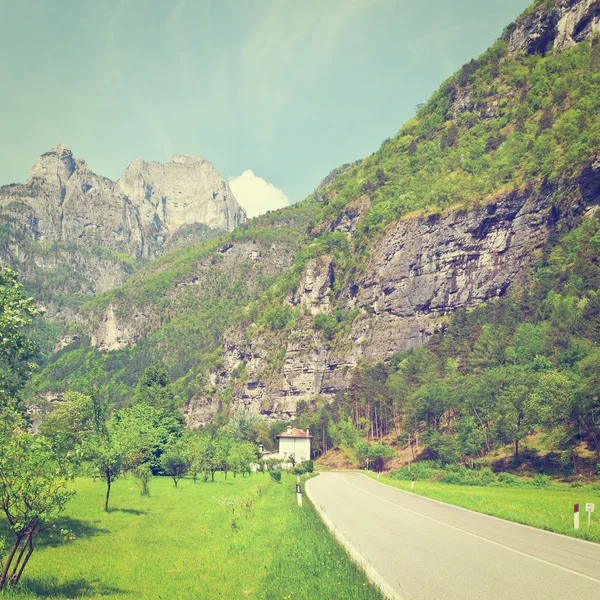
585,503,595,528
574,504,580,530
296,483,303,507
411,477,415,490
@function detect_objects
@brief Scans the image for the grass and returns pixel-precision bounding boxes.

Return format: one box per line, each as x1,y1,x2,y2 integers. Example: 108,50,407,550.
2,473,383,599
365,472,600,543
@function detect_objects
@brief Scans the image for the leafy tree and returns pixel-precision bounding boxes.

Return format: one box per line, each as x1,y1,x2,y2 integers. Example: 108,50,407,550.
132,364,181,419
0,416,74,590
38,391,94,457
160,443,191,487
0,268,42,412
227,409,261,443
227,442,259,477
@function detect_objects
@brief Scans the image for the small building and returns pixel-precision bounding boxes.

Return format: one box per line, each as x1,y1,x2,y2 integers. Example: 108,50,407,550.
260,426,313,466
276,427,312,463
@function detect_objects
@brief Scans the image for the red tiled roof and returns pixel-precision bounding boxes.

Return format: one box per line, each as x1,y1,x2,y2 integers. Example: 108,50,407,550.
277,427,313,439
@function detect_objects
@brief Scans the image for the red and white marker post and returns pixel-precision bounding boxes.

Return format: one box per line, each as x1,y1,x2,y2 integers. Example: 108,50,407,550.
574,503,580,530
411,477,415,490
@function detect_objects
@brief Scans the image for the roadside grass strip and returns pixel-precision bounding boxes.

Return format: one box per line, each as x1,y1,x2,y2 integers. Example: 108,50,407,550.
366,473,600,543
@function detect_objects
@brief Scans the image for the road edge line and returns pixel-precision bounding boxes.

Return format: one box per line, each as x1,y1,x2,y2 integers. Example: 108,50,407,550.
305,477,404,600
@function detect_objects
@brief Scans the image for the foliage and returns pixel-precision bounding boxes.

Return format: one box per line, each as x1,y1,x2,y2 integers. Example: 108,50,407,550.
0,268,42,412
0,414,74,590
269,469,282,483
159,443,191,487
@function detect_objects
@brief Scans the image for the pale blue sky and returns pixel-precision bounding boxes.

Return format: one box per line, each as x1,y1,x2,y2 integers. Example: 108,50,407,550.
0,0,531,212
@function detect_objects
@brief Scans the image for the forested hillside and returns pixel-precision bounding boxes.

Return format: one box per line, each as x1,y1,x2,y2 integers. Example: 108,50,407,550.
27,0,600,477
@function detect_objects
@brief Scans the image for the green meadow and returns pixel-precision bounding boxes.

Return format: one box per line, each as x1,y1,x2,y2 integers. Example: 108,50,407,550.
2,474,383,600
367,473,600,543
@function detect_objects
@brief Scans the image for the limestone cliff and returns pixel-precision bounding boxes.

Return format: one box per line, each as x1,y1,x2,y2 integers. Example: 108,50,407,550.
0,145,247,306
191,186,557,424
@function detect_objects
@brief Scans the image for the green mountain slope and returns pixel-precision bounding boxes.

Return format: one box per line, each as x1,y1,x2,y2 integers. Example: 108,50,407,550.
30,0,600,475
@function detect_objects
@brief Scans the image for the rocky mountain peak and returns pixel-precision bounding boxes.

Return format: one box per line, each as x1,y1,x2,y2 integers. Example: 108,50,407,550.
117,155,246,235
168,154,205,166
28,143,77,184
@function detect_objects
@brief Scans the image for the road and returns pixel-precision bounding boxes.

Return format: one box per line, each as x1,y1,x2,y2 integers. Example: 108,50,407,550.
305,472,600,600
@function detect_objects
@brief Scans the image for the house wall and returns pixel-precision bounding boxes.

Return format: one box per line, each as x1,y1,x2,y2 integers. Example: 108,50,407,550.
278,437,310,462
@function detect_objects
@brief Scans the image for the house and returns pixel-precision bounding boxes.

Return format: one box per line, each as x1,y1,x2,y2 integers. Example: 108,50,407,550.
260,426,313,465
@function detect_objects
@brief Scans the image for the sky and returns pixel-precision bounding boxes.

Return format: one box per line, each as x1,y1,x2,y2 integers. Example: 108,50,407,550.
0,0,531,218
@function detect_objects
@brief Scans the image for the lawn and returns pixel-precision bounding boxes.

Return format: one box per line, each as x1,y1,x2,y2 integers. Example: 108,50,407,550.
366,472,600,543
2,473,383,599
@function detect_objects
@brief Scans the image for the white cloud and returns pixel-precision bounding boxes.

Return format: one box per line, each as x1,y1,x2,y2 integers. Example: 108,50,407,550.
229,170,290,218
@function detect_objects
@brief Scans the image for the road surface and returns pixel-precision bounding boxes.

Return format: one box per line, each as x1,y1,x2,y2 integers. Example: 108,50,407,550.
305,472,600,600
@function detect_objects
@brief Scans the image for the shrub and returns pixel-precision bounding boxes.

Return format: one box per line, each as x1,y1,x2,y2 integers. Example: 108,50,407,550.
496,472,523,487
439,465,495,486
389,461,441,481
270,469,282,483
304,459,314,473
532,473,552,488
292,465,305,476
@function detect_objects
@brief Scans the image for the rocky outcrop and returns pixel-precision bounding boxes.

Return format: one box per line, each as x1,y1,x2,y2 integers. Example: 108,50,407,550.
194,186,555,423
0,145,247,302
507,0,600,55
117,154,245,239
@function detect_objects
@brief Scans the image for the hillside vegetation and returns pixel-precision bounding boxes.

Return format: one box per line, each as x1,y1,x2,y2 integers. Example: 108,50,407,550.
28,0,600,480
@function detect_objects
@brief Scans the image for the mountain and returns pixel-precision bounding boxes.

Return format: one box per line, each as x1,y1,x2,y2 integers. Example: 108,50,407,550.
0,145,246,320
27,0,600,473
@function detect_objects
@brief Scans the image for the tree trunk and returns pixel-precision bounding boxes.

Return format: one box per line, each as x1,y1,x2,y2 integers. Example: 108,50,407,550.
0,535,22,590
11,532,34,588
514,439,519,465
105,471,112,512
173,477,178,487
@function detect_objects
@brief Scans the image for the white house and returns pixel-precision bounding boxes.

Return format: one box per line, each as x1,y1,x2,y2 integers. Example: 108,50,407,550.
261,426,312,465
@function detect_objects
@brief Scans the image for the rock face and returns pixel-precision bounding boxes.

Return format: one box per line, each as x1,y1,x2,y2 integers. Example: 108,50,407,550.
187,185,560,424
117,154,245,240
0,145,247,295
507,0,600,55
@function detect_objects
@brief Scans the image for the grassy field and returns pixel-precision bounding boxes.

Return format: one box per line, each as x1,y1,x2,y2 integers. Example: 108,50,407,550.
365,472,600,543
2,473,383,599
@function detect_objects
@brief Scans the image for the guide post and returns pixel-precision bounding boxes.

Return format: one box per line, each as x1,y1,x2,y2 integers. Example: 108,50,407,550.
296,483,302,507
585,503,595,528
574,504,580,530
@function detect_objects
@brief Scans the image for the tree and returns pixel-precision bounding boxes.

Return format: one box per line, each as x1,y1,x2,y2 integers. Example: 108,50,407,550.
160,444,191,487
227,442,259,477
132,364,181,419
0,416,74,590
39,391,94,457
227,409,261,443
494,369,542,464
0,268,42,413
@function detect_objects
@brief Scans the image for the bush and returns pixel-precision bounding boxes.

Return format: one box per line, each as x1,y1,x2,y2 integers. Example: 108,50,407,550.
532,473,552,488
270,469,282,483
389,461,441,481
292,465,305,476
496,472,523,487
304,459,314,473
439,465,495,486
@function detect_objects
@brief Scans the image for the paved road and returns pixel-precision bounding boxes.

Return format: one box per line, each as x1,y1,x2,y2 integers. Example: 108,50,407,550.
305,472,600,600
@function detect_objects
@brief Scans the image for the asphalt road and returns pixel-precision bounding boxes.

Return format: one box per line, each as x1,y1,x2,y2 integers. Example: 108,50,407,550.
305,472,600,600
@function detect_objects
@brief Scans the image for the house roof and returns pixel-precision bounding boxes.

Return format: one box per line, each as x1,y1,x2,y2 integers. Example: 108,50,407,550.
277,427,313,439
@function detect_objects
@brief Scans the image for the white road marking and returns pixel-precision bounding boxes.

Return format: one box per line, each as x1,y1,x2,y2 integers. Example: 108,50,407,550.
341,474,600,585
